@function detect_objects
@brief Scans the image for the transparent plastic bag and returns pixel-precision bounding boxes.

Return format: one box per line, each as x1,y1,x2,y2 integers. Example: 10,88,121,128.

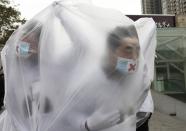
0,0,156,131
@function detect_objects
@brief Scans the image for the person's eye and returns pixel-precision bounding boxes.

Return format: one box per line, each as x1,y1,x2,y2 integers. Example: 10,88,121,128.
125,47,133,53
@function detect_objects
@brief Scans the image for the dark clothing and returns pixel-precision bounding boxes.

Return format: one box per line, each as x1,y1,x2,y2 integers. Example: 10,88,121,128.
0,74,4,108
136,113,152,131
136,118,149,131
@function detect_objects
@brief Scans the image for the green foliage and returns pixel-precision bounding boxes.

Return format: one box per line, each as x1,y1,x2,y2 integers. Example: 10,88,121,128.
0,0,26,46
0,0,10,5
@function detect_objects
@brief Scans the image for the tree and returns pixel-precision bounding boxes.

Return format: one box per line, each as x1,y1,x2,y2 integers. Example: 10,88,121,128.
0,0,26,108
0,0,26,46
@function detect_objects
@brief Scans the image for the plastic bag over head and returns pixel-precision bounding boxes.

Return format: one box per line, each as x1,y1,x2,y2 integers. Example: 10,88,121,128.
0,0,156,131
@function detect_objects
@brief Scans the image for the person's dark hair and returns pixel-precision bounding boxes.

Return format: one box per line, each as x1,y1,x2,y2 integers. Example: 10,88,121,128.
107,25,138,51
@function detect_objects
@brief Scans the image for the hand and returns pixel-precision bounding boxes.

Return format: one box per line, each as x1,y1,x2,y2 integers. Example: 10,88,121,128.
86,109,122,131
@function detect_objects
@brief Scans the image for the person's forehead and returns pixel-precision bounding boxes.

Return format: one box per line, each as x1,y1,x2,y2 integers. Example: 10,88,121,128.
121,37,139,47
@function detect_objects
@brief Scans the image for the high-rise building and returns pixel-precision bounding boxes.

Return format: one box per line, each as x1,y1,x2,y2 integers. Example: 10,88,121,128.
162,0,186,15
141,0,162,14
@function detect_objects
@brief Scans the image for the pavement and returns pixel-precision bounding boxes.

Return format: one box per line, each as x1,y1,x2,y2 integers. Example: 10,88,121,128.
149,110,186,131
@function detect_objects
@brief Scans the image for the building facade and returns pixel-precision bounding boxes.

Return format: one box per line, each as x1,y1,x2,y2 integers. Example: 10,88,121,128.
141,0,162,14
141,0,186,27
162,0,186,15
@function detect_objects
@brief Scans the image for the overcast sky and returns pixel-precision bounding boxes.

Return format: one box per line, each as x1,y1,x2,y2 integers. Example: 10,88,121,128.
12,0,142,19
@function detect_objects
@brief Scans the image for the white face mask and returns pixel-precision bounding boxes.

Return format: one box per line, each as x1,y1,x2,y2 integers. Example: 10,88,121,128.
16,41,31,58
115,57,138,74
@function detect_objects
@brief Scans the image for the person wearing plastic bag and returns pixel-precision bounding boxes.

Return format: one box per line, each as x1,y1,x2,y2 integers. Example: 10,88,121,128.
83,21,155,131
0,20,53,131
83,25,140,131
16,21,53,117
